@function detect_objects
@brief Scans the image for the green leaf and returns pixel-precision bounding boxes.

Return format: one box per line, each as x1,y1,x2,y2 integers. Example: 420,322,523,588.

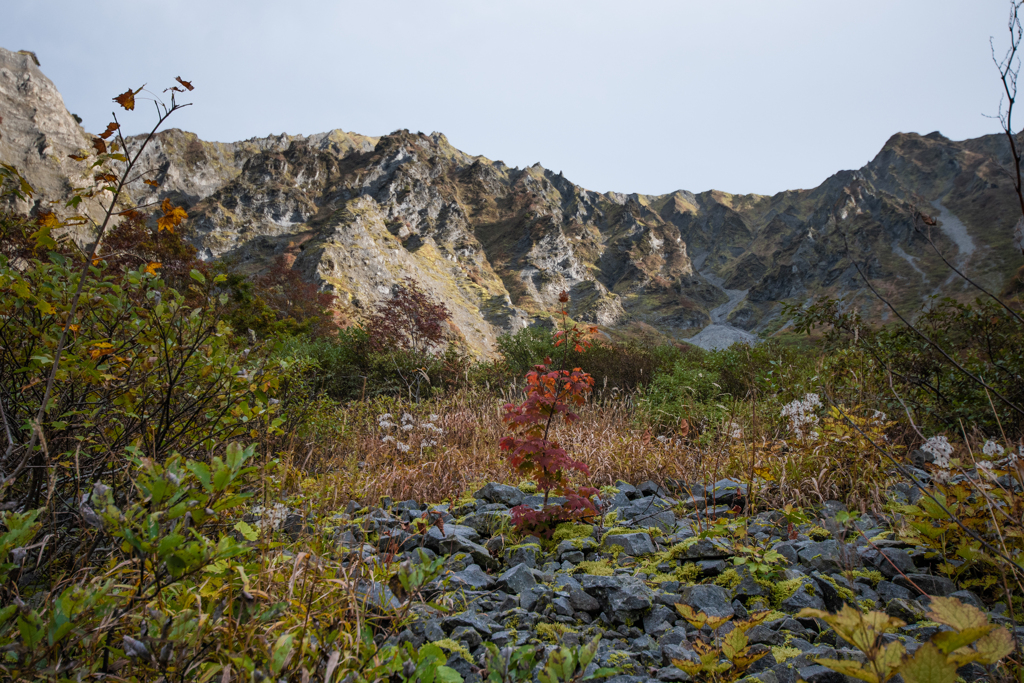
899,642,957,683
435,665,464,683
269,632,294,675
234,521,259,542
190,269,206,284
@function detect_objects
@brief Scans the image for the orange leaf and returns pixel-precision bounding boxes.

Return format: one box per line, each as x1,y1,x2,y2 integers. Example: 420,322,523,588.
143,262,162,276
95,173,118,183
113,85,144,111
143,179,159,187
68,153,87,161
175,76,194,91
98,122,120,140
157,198,188,233
92,138,107,154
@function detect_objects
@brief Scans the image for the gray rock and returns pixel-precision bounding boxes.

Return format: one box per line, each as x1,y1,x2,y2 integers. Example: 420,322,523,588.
655,666,691,681
747,624,784,646
893,574,956,597
949,590,985,610
410,617,445,643
505,543,540,568
552,596,575,616
449,564,494,590
658,626,689,649
474,482,524,507
780,579,825,612
710,479,747,505
451,626,482,649
520,586,549,613
772,541,799,566
617,495,675,523
638,480,669,497
797,540,861,574
556,536,598,558
355,581,402,611
679,585,734,619
608,577,655,621
643,605,677,636
443,611,495,636
876,580,913,603
678,539,732,561
461,511,511,536
796,665,845,683
554,574,602,613
867,548,916,579
498,563,538,594
603,532,656,556
885,598,928,624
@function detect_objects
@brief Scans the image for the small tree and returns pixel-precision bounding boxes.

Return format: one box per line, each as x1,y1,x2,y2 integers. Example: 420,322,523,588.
500,291,600,537
364,277,451,354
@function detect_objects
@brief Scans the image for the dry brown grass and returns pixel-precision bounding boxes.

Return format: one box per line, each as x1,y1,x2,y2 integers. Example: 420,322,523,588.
259,388,900,516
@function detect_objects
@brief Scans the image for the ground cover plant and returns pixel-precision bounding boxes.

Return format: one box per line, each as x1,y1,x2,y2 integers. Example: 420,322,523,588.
2,63,1024,683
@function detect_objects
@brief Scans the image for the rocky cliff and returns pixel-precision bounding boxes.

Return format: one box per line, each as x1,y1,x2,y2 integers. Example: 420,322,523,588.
2,45,1021,355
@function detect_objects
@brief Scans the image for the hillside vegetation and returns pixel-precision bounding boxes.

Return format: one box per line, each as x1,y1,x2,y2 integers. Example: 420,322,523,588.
1,75,1024,683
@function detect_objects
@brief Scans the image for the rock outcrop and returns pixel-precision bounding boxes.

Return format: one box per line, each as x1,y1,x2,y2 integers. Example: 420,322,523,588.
2,45,1021,354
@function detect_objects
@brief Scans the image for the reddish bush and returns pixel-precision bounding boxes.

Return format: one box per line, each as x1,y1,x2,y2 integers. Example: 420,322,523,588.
364,278,451,353
500,291,600,537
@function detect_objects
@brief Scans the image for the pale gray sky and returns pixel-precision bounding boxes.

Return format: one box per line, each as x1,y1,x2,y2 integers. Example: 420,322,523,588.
2,1,1015,196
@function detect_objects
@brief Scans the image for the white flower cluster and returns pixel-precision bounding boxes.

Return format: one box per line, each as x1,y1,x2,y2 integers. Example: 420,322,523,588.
983,440,1005,457
251,502,288,533
377,411,444,455
780,393,822,440
921,435,954,469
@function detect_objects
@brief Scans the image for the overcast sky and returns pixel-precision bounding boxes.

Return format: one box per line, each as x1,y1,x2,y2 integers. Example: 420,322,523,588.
2,1,1015,196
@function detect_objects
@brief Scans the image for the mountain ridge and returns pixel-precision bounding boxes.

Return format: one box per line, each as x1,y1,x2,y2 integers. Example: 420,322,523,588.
1,45,1020,355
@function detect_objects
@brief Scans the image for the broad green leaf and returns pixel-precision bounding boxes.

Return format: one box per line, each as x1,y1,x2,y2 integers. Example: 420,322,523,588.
435,665,463,683
971,626,1015,665
926,597,988,632
813,658,878,683
269,632,294,675
931,627,992,654
899,642,957,683
234,521,259,542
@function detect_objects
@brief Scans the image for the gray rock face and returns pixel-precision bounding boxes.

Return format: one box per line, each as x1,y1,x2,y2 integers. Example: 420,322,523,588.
797,540,861,574
474,482,525,507
893,573,957,597
779,579,825,612
602,532,656,556
449,564,494,590
679,585,734,619
0,47,109,233
496,563,536,594
866,548,916,579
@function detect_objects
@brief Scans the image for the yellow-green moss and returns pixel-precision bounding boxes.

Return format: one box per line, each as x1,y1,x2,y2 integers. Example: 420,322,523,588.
435,639,473,661
552,523,595,543
649,562,701,586
665,538,700,560
713,569,742,590
607,651,637,673
536,622,578,643
599,527,635,545
573,559,615,576
818,574,855,601
850,569,884,587
807,526,831,541
518,481,538,494
772,646,803,663
771,578,806,607
859,599,877,613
